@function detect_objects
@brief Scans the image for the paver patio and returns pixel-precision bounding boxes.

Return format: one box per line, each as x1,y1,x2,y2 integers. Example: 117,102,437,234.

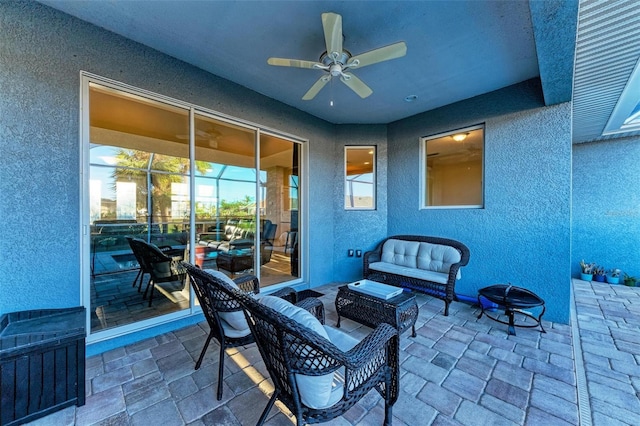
25,280,640,426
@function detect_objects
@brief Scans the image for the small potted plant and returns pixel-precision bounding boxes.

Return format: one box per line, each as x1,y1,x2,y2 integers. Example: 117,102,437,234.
593,265,606,282
579,260,594,281
623,273,638,287
606,268,621,284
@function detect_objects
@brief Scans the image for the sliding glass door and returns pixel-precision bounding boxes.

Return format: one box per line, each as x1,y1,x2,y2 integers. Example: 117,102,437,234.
84,77,303,338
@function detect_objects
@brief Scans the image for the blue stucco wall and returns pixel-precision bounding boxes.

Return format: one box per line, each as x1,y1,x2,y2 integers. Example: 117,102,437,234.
0,2,335,336
387,81,572,324
0,1,581,351
333,125,388,282
572,137,640,280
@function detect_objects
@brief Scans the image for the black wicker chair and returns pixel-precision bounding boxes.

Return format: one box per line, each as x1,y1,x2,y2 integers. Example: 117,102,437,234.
128,238,187,307
214,278,400,425
126,237,174,293
181,262,313,401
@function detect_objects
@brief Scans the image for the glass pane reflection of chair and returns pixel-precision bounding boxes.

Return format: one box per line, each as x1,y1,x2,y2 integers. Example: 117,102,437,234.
127,238,187,307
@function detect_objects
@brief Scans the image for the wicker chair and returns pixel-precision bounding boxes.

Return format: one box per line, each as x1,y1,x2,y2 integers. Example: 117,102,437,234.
214,278,400,425
181,262,313,401
128,238,187,307
126,237,174,292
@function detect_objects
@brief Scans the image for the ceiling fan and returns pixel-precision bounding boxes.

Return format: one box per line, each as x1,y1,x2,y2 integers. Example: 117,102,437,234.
176,129,220,148
267,12,407,100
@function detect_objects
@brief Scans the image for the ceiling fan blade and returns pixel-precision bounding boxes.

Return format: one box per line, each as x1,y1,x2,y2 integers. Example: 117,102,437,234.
340,73,373,99
322,12,343,60
302,76,330,100
267,57,321,69
347,41,407,69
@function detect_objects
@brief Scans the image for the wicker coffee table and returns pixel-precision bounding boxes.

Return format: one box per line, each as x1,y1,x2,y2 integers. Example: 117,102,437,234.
335,282,418,337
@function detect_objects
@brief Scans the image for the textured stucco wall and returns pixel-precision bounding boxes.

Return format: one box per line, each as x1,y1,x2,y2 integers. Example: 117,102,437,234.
333,125,388,282
0,2,335,320
572,138,640,279
387,81,572,323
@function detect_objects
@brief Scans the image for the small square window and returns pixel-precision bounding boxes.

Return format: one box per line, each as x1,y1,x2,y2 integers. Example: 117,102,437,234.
421,125,484,208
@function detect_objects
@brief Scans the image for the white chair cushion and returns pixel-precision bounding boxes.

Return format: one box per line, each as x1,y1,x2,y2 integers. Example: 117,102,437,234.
260,296,342,409
380,239,420,268
203,269,249,332
369,261,454,284
416,242,462,276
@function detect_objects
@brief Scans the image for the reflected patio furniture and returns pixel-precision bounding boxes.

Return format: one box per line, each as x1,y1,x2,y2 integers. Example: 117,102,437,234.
181,263,309,401
216,278,399,426
126,237,174,292
128,238,186,307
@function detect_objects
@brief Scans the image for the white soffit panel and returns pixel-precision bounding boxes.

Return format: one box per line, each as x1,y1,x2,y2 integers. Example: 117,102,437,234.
572,0,640,143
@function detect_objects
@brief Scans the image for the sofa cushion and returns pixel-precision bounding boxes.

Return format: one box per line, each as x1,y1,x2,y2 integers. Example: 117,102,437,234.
381,239,420,268
369,261,450,284
260,296,340,409
416,242,461,273
203,269,250,334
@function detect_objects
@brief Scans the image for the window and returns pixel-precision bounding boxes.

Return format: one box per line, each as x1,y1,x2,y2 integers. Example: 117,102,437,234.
344,146,376,210
421,125,484,208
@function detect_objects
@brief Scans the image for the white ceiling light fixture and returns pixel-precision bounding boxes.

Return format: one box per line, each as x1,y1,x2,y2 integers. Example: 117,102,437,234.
267,12,407,100
451,133,469,142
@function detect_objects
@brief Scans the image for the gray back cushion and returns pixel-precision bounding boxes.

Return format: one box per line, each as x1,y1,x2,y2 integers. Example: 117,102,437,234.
416,242,461,273
381,239,420,268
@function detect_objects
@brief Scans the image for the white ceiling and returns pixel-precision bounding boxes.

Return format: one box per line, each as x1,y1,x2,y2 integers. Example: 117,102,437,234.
38,0,640,143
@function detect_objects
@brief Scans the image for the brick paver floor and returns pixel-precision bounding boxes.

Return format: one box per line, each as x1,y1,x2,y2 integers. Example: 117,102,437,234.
25,279,640,425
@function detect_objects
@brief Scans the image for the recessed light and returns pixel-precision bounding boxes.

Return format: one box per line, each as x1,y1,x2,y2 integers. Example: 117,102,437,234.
404,95,418,102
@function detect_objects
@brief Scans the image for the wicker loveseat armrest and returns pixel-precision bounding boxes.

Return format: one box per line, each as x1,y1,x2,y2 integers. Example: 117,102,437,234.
232,274,260,295
295,297,325,324
363,250,381,275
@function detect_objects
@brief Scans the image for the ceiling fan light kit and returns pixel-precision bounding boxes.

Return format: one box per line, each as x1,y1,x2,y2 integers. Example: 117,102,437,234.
267,12,407,100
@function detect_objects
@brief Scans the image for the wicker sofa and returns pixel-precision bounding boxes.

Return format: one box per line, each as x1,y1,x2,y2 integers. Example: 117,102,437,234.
363,235,470,316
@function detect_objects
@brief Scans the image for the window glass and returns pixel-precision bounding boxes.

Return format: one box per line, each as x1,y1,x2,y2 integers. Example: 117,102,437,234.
86,81,304,339
345,146,376,209
422,125,484,208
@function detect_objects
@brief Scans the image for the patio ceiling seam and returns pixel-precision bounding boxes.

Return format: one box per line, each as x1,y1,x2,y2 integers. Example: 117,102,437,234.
571,280,593,426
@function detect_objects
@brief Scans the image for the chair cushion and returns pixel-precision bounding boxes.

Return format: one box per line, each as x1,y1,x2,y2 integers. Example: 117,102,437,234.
203,269,249,333
260,296,340,409
381,239,420,268
369,262,450,284
416,242,462,276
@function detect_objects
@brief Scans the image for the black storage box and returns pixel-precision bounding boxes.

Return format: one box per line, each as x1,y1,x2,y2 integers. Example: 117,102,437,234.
0,307,86,426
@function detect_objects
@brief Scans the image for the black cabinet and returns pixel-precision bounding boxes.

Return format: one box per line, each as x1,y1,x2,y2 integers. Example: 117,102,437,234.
0,307,86,426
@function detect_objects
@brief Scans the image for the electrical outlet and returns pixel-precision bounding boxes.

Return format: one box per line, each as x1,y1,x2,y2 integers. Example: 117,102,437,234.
348,249,354,257
355,250,362,257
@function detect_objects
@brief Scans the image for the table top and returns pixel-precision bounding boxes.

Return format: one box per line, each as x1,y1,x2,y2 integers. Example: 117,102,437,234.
338,284,415,305
478,284,544,308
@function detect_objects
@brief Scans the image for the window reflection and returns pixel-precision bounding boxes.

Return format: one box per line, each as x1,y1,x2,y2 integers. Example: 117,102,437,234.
87,82,303,336
423,125,484,208
345,146,376,209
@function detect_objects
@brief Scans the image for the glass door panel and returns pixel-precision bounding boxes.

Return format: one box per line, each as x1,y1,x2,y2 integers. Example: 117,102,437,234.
88,82,191,333
192,114,257,274
259,134,301,286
